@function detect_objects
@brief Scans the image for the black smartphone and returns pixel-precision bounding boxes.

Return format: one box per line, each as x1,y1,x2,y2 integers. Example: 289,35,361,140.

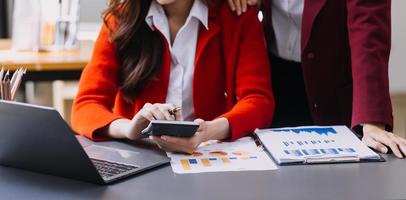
141,120,200,138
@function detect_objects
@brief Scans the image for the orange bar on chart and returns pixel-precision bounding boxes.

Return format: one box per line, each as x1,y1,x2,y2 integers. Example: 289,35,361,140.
221,157,231,164
181,159,192,170
201,158,211,167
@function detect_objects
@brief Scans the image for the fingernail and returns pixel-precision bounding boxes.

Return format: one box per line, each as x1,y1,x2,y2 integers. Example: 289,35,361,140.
161,136,167,140
381,147,388,153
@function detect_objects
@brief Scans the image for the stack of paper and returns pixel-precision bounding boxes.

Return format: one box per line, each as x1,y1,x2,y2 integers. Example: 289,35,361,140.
255,126,381,165
167,137,278,174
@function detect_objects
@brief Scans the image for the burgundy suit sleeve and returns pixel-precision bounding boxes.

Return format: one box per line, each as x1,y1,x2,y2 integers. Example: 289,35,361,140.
347,0,393,129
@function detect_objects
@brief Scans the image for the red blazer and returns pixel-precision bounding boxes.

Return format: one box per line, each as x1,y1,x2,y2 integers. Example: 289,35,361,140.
71,4,274,141
262,0,393,129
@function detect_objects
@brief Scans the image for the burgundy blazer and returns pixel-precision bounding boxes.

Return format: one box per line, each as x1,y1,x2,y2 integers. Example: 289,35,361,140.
262,0,393,129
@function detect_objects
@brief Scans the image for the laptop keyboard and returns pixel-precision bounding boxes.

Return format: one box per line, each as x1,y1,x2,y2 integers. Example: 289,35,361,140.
91,158,139,179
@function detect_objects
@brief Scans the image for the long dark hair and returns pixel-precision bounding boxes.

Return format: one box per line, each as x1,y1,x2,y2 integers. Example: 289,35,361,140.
104,0,164,102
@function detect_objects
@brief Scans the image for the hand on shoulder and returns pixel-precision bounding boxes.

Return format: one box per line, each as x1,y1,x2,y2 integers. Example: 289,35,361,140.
227,0,261,15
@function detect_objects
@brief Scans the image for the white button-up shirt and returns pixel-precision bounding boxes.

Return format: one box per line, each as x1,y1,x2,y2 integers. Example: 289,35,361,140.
270,0,304,62
145,0,208,121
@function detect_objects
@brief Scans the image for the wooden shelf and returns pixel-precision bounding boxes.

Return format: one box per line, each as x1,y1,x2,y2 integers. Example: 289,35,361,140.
0,39,93,71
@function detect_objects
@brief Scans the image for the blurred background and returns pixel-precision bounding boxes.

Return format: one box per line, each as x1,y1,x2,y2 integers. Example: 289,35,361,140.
0,0,405,136
1,0,106,39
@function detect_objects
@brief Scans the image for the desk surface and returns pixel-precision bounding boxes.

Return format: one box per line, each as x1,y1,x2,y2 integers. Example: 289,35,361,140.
0,39,92,71
0,137,405,200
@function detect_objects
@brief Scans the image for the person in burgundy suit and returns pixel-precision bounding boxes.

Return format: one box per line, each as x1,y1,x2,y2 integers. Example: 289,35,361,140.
227,0,406,158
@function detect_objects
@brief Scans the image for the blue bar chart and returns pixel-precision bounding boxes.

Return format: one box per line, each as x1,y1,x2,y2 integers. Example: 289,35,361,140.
272,127,337,135
282,139,336,147
283,148,357,157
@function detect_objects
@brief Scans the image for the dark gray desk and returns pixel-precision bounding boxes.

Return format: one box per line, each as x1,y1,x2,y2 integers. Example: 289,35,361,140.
1,137,405,200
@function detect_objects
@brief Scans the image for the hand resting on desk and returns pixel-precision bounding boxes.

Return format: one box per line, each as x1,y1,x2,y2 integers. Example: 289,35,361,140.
362,123,406,158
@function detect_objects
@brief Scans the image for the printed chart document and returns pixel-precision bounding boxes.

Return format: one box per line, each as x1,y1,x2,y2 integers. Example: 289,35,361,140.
255,126,382,165
167,137,278,174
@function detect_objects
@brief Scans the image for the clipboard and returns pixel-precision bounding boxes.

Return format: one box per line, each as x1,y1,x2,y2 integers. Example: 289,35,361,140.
253,126,386,166
259,146,385,166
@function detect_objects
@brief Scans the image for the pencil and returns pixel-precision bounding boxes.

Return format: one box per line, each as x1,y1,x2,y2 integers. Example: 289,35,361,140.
168,107,181,116
4,80,10,100
0,82,3,100
10,68,19,88
0,67,4,81
11,68,26,100
0,68,4,100
4,70,9,81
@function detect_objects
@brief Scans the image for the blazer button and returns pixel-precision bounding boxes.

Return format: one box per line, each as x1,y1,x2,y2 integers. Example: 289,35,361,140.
224,92,228,99
307,52,315,59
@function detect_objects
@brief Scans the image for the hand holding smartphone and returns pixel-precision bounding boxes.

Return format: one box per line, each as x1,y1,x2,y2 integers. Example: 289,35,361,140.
141,120,200,138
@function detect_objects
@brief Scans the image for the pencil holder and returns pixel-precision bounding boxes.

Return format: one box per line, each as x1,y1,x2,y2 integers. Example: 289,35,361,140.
0,67,27,101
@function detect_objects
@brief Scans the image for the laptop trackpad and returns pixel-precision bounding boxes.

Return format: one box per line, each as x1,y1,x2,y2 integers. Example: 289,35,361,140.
84,145,140,165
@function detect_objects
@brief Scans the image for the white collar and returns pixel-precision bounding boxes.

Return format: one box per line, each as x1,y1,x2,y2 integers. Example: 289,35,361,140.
145,0,209,30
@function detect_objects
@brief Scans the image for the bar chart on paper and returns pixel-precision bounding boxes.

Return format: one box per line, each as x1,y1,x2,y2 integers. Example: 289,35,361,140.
167,137,277,174
275,128,357,157
255,126,381,165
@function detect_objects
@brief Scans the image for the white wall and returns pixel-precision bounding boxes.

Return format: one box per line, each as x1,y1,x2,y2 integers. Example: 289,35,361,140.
390,0,406,137
5,0,108,32
79,0,107,22
390,0,406,95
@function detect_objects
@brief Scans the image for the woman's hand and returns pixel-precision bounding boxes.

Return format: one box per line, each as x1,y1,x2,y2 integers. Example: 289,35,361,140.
104,103,181,140
150,119,209,154
227,0,261,15
150,118,230,154
362,123,406,158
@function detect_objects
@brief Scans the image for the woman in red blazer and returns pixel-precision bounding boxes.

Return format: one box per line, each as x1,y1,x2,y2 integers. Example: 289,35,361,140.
71,0,274,154
228,0,406,158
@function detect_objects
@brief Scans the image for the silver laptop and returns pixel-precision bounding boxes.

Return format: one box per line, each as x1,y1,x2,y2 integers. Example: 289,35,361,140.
0,100,169,184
